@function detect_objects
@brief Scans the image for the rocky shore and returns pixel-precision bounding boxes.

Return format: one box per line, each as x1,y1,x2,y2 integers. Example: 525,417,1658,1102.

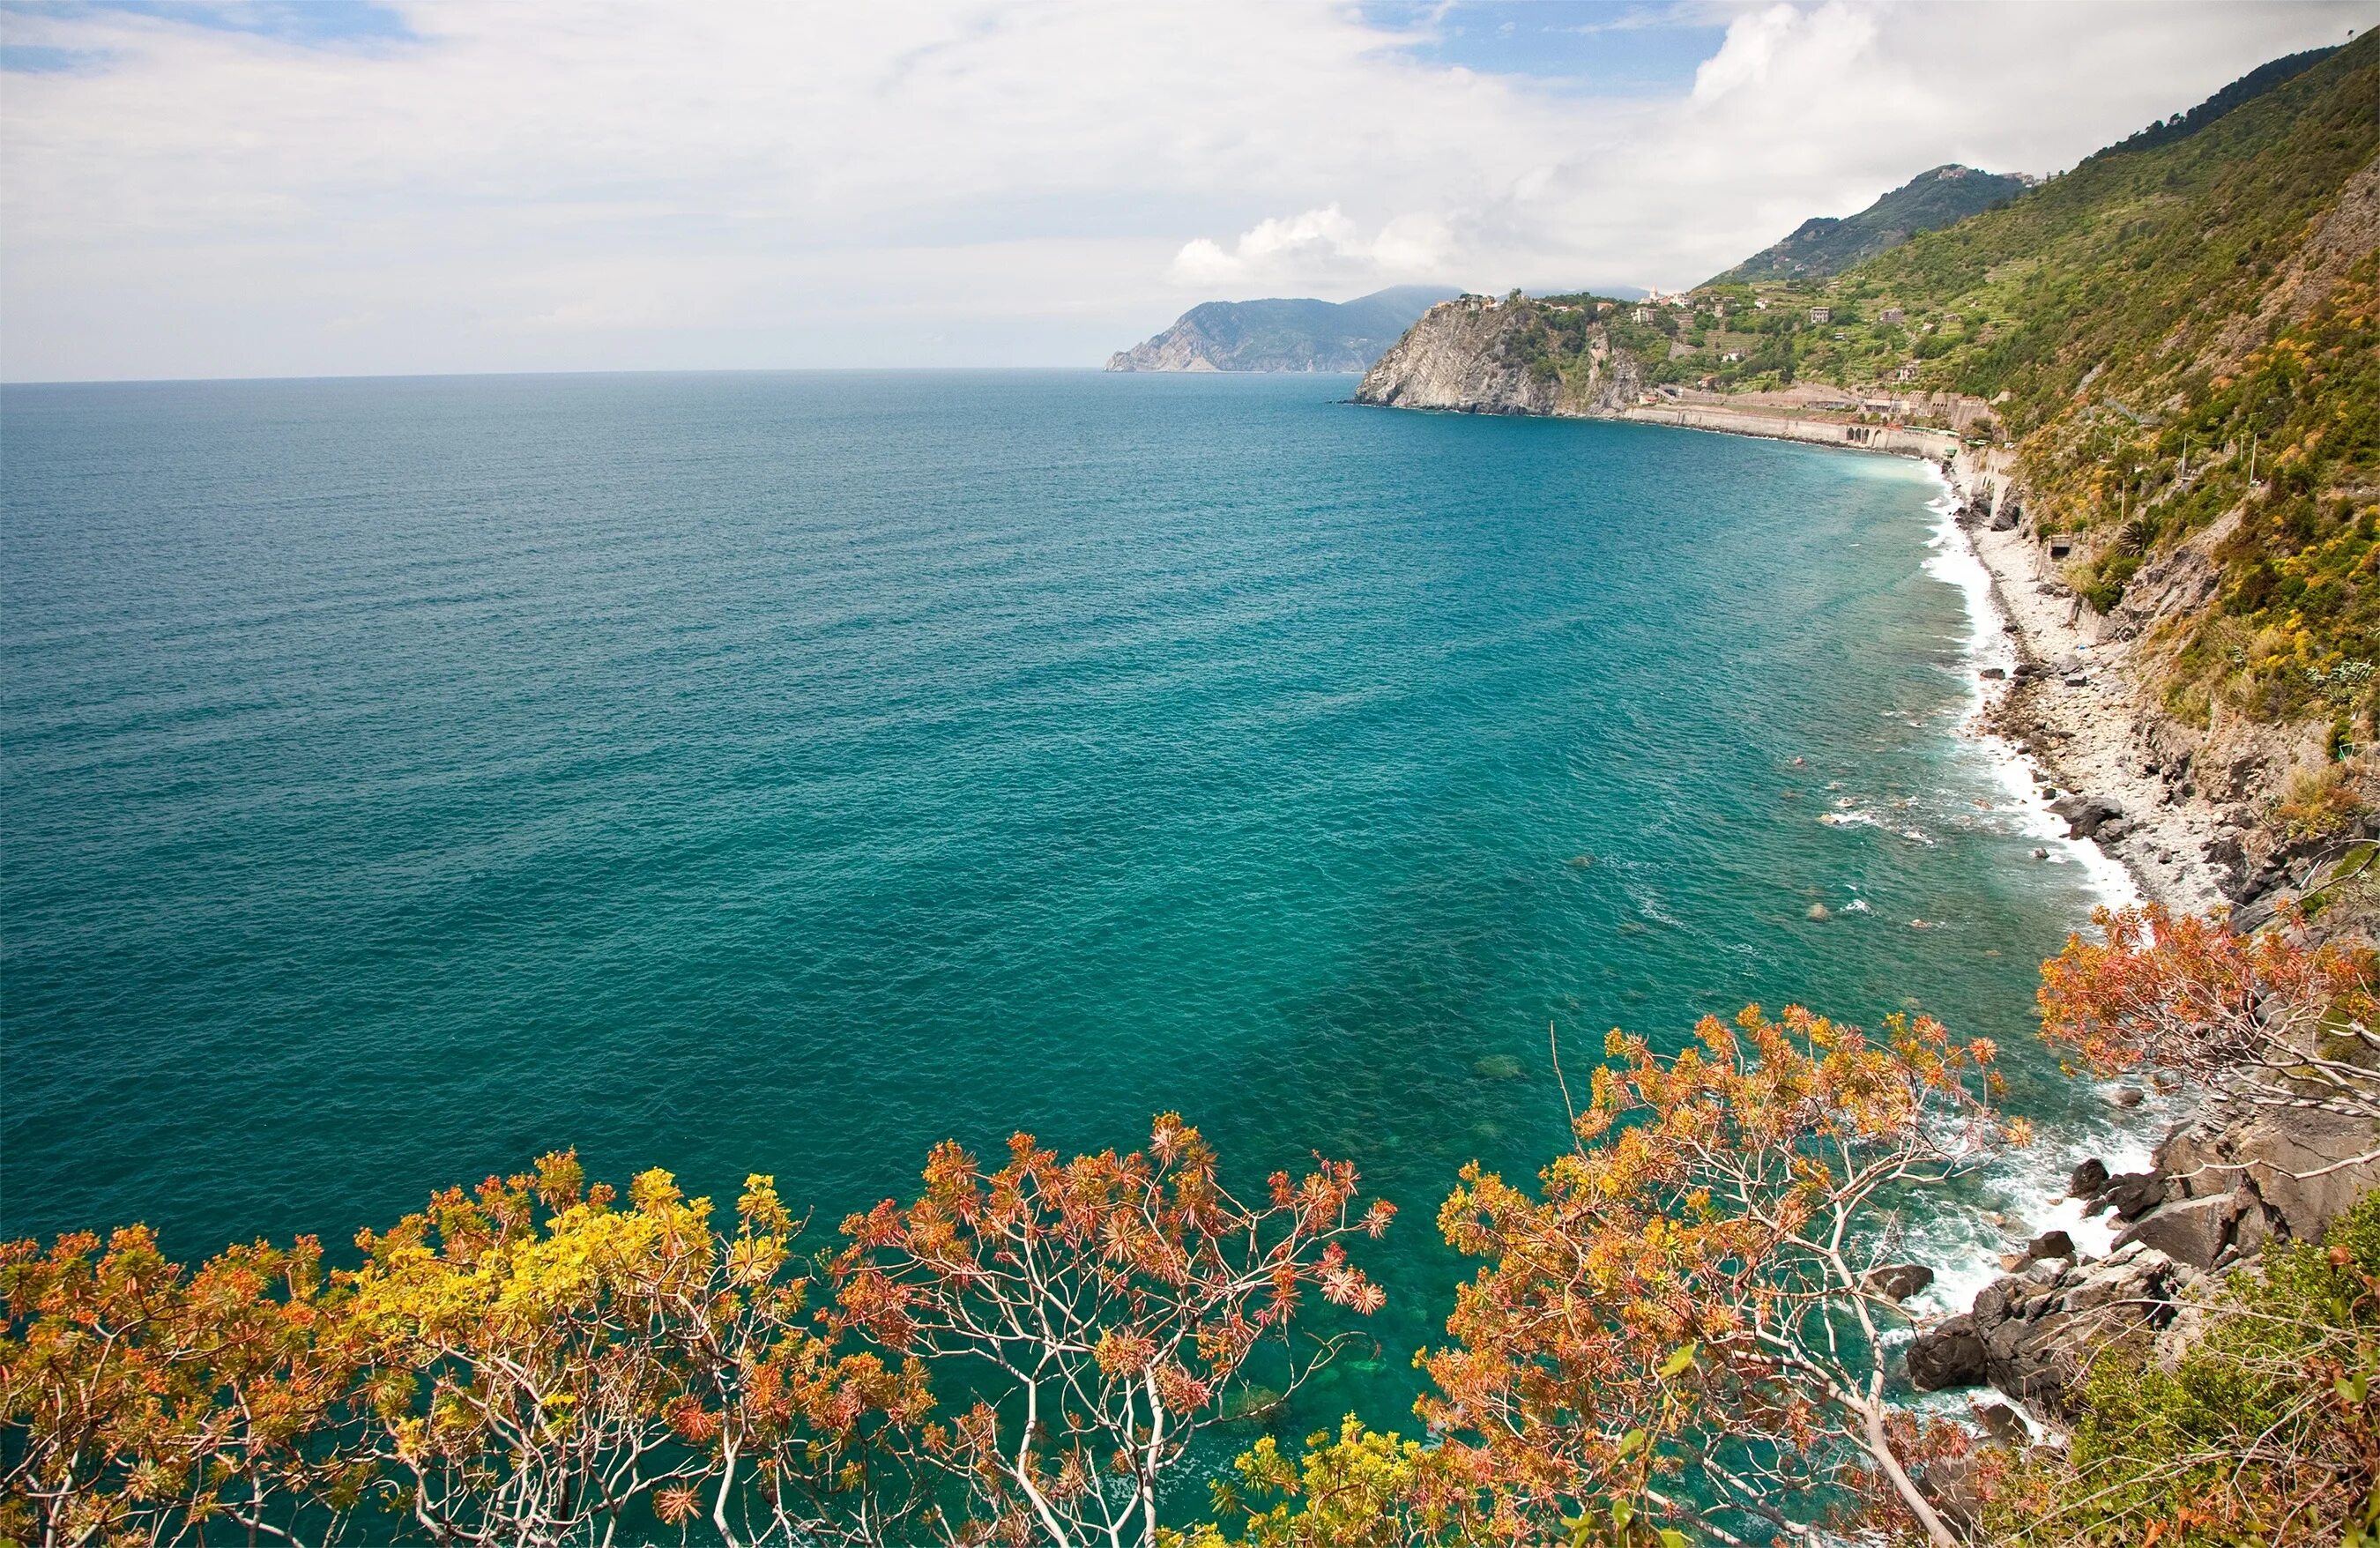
1899,447,2380,1429
1903,1097,2380,1421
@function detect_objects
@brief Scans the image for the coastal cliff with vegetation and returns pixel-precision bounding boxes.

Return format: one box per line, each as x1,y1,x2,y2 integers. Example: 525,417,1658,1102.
1347,35,2380,1543
1106,286,1454,373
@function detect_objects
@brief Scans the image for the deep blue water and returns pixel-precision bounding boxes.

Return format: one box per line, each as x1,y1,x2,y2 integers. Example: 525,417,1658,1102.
3,369,2131,1427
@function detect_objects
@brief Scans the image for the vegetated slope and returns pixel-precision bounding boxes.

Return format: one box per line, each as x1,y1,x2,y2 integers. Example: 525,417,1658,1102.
1829,33,2380,726
1707,165,2032,285
1104,285,1455,372
2095,42,2339,160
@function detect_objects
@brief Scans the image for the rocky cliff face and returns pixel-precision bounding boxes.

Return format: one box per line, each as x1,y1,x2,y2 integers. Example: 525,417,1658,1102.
1353,298,1638,415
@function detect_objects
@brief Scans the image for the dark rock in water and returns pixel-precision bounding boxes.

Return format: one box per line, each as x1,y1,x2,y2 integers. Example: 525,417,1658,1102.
2067,1157,2110,1199
1863,1262,1936,1301
2027,1229,2076,1262
2048,793,2122,838
1566,852,1596,868
1980,666,2006,681
1952,1243,2190,1417
1908,1313,1988,1390
2110,1086,2145,1109
2101,1170,2168,1220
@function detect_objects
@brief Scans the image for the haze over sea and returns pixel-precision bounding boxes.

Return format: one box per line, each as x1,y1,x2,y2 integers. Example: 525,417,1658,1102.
3,370,2147,1422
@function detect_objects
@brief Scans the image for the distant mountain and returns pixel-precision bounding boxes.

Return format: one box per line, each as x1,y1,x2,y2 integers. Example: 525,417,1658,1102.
1104,285,1457,372
1707,165,2032,286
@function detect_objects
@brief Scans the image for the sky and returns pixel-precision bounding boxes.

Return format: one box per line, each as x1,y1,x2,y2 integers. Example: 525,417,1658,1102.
0,0,2372,381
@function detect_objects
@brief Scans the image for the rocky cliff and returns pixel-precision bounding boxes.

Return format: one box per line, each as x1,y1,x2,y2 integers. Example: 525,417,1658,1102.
1352,296,1637,415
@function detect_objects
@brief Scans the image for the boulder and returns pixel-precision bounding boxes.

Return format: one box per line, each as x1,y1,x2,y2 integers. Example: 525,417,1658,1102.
2114,1191,2242,1269
2067,1157,2110,1199
2099,1170,2168,1220
1908,1313,1988,1390
2153,1101,2380,1248
2216,1106,2380,1244
1974,1401,2029,1446
2048,793,2123,839
1863,1262,1936,1301
2027,1230,2077,1262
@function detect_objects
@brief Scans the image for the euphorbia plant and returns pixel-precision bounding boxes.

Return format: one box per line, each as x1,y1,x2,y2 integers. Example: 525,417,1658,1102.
828,1113,1392,1548
1422,1006,2013,1548
2040,902,2380,1126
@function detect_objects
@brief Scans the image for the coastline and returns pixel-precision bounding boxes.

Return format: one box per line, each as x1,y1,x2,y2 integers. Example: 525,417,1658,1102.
1936,447,2227,913
1594,400,2219,913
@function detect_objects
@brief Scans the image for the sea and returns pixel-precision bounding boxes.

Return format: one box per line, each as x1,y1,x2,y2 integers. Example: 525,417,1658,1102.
1,368,2159,1441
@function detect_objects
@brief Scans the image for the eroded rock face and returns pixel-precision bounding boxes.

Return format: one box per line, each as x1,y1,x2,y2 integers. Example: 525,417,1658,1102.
1354,300,1565,414
2114,1189,2248,1269
2092,1099,2380,1272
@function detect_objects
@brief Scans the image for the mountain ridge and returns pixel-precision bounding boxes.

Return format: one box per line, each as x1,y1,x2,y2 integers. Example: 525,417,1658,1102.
1707,163,2031,286
1104,285,1455,373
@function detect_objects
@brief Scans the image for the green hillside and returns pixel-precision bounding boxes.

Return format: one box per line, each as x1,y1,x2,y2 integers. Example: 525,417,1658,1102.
1825,34,2380,723
1612,37,2378,730
1708,163,2032,285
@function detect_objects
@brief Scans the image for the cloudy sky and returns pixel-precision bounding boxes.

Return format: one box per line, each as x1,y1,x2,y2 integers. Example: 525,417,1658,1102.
1,0,2370,381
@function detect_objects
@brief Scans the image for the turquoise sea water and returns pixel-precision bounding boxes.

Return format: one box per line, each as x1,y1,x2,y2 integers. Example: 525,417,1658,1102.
3,370,2140,1433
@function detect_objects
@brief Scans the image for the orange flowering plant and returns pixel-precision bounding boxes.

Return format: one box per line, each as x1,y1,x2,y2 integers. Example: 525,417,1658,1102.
2039,903,2380,1125
1420,1007,2013,1548
0,1225,357,1547
828,1113,1392,1548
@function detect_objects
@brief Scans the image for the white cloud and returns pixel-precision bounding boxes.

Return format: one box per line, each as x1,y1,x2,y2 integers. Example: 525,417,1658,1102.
1170,207,1457,289
1,0,2371,378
